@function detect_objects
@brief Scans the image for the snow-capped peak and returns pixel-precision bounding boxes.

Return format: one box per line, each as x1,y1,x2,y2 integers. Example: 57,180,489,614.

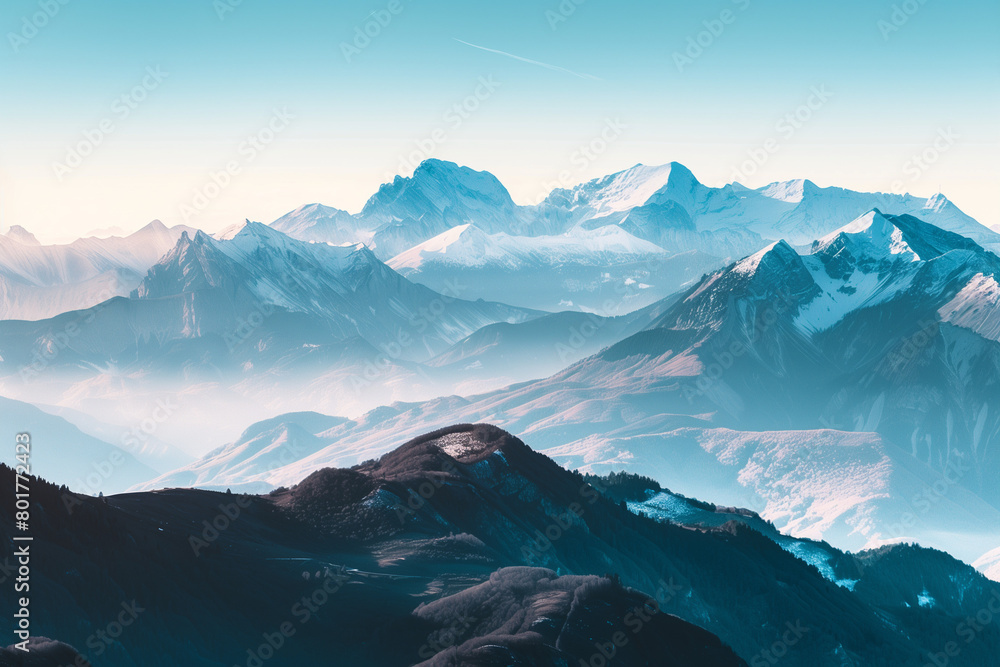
973,547,1000,583
600,162,694,212
212,221,376,276
141,219,169,233
132,229,235,299
215,219,255,241
269,203,367,247
270,203,356,232
215,220,325,256
922,192,953,213
358,158,524,254
758,179,819,204
407,223,482,253
831,208,892,236
600,163,679,210
815,209,919,262
412,158,495,184
138,223,387,307
387,224,490,269
553,162,702,217
387,223,668,273
816,209,992,266
3,225,40,246
291,203,348,217
731,240,801,276
366,159,514,214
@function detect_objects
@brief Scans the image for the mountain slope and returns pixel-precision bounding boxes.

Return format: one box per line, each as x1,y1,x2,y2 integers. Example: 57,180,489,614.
974,547,1000,582
129,222,539,358
0,220,195,320
361,160,540,259
0,223,542,450
151,212,1000,567
0,395,158,493
269,203,367,245
388,223,724,313
542,163,1000,251
270,161,998,311
139,412,350,493
9,424,1000,666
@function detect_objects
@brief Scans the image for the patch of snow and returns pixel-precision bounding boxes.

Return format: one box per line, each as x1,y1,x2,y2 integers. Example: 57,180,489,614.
939,274,1000,342
759,179,810,204
731,242,782,276
973,547,1000,583
388,224,667,272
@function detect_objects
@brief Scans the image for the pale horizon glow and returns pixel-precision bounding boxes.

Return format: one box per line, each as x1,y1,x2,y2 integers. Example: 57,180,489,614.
3,152,995,245
1,0,997,243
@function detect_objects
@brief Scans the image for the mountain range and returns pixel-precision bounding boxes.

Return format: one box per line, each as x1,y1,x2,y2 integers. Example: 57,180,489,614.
2,159,998,591
133,207,1000,572
273,160,1000,257
0,220,194,321
0,220,540,449
262,160,1000,315
6,161,997,324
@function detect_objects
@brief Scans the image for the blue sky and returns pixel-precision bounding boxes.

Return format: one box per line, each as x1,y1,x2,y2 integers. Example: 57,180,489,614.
1,0,997,240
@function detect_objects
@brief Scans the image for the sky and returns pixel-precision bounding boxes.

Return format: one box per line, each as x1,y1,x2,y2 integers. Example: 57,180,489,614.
1,0,998,242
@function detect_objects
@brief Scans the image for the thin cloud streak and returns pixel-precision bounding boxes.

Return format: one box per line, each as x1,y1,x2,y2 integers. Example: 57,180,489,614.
454,39,601,81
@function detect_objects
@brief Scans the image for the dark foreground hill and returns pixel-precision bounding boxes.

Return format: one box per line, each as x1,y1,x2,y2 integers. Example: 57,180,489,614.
2,424,998,666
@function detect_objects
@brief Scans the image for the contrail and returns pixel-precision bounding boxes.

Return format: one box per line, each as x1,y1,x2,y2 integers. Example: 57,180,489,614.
454,39,601,81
